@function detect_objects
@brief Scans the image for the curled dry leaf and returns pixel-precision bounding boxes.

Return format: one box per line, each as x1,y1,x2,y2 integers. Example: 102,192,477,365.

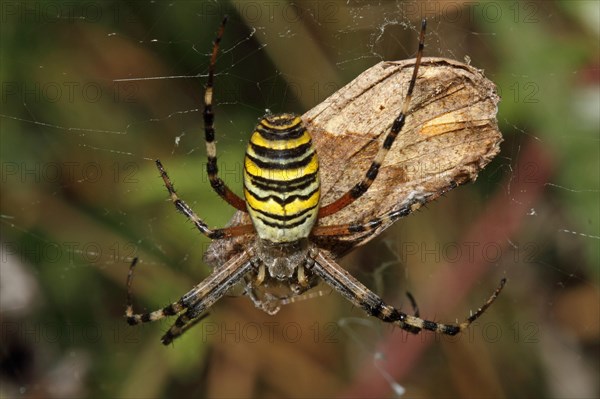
205,57,502,267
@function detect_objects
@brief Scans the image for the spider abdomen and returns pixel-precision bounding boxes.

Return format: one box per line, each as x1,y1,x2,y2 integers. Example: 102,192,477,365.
243,113,320,243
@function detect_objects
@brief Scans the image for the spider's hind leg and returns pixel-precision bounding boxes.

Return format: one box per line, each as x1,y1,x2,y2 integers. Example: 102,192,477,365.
202,15,247,211
317,19,427,218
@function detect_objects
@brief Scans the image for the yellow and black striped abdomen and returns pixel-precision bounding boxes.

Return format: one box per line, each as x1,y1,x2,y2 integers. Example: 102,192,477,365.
243,114,320,243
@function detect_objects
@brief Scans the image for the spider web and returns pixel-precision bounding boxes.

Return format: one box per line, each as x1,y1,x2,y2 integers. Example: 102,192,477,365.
1,1,598,398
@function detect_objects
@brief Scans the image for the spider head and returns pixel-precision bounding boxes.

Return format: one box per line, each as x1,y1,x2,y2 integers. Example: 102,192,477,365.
257,239,309,281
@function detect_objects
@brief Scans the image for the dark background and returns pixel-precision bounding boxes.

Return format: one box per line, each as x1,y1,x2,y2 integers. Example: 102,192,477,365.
1,1,598,398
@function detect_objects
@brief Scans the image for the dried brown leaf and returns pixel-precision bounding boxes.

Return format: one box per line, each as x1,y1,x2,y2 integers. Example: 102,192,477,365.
205,57,502,266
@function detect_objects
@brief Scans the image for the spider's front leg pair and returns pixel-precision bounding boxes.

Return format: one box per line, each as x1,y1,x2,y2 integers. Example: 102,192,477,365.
126,249,258,345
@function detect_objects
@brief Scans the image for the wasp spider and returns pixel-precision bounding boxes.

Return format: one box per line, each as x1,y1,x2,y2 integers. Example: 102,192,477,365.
126,17,506,345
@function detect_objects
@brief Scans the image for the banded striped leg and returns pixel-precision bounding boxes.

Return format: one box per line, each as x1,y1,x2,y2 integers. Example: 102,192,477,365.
203,15,247,211
406,292,420,318
318,19,427,218
307,250,506,335
126,251,257,345
156,160,254,239
314,180,461,237
313,199,423,237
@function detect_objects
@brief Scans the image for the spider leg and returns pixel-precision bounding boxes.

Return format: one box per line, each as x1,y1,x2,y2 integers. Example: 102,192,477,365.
161,253,259,345
318,19,427,218
125,250,257,345
203,15,247,211
313,197,424,237
405,291,420,318
307,249,505,335
279,289,329,306
125,258,185,325
156,159,254,239
161,309,211,345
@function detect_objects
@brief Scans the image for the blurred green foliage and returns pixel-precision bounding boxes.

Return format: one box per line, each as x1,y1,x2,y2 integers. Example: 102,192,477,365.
1,1,598,398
